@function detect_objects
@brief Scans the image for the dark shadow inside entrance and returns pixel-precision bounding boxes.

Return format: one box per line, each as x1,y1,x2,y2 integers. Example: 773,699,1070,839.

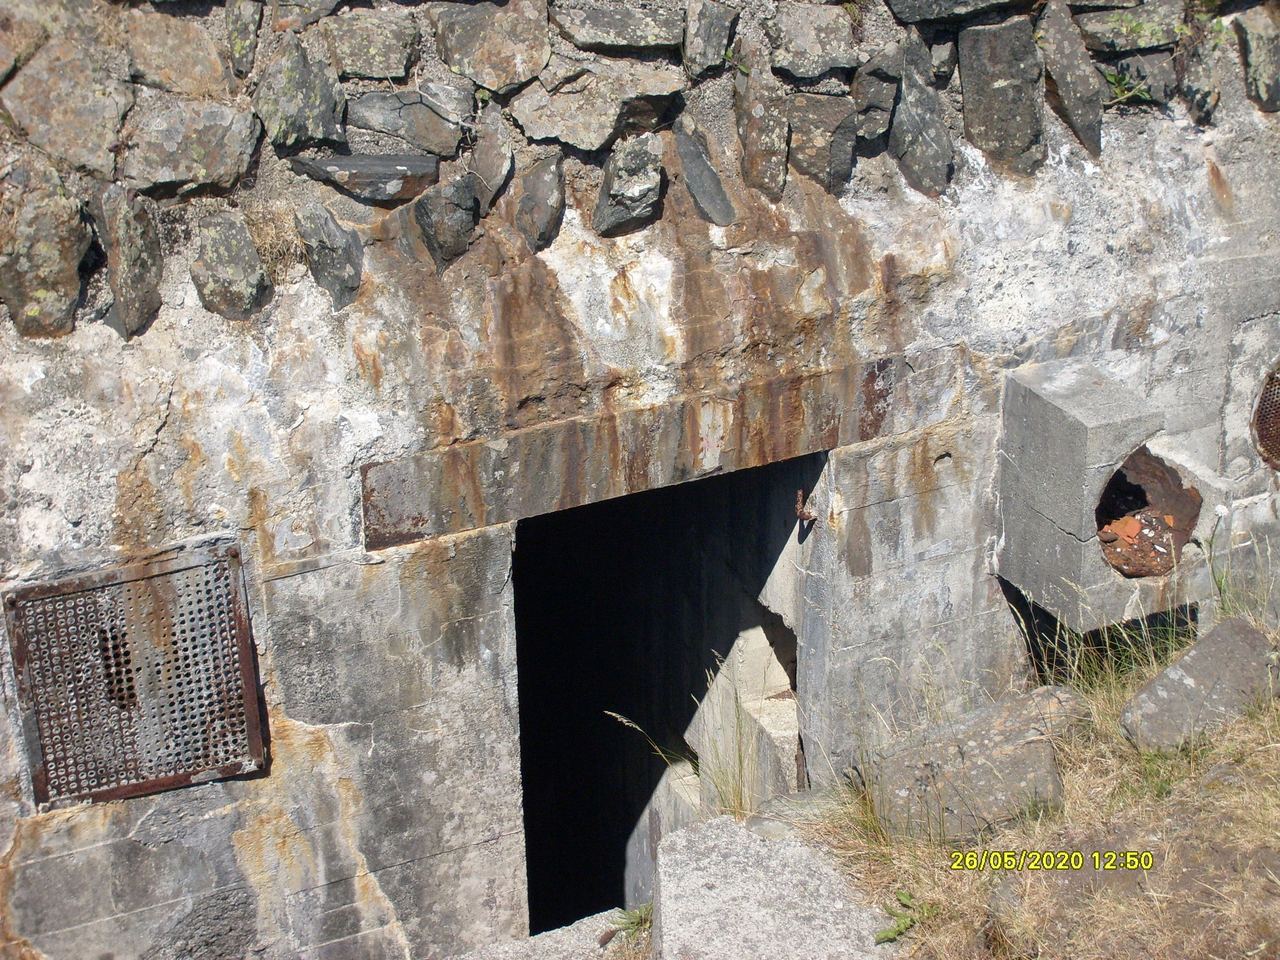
513,453,826,934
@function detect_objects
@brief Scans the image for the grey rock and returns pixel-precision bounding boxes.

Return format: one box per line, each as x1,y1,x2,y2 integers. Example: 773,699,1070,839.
958,18,1045,176
225,0,262,78
513,156,566,252
273,0,343,30
126,9,231,98
674,117,735,226
888,34,952,196
433,0,551,94
320,8,418,79
550,0,683,52
347,86,470,156
121,97,262,193
510,54,686,151
1180,40,1220,125
732,37,790,201
851,43,901,141
652,817,889,960
253,33,346,148
1234,5,1280,112
289,154,440,204
295,203,363,308
0,39,133,177
1120,619,1279,752
1111,51,1177,106
744,786,846,842
930,39,957,87
0,155,90,338
867,686,1088,841
411,173,482,270
884,0,1019,24
787,93,858,194
0,12,47,84
765,1,860,79
593,133,664,236
1037,0,1104,155
684,0,739,78
94,185,163,338
1075,0,1184,54
469,104,514,215
190,212,271,321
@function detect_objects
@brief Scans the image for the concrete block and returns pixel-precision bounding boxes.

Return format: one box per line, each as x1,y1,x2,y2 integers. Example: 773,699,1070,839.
624,760,701,906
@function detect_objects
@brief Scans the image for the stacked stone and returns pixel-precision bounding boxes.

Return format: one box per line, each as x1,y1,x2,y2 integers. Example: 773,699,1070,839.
0,0,1276,338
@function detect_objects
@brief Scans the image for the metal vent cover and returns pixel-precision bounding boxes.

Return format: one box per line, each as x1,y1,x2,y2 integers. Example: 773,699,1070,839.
2,544,264,806
1255,370,1280,470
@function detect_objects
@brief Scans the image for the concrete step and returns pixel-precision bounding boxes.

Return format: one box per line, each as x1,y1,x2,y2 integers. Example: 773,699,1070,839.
448,910,618,960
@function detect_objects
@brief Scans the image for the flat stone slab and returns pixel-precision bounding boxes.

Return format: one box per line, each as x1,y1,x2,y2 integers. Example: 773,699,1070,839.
653,816,892,960
1120,618,1279,752
290,154,439,204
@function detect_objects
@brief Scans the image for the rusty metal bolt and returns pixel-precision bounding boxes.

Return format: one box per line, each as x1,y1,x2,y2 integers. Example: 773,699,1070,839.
226,545,241,559
795,489,818,524
4,595,16,609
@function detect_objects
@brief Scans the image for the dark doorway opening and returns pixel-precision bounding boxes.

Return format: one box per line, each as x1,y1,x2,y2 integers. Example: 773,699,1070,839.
513,453,825,934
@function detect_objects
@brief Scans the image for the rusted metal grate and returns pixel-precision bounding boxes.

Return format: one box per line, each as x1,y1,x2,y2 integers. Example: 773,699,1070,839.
1255,370,1280,470
2,544,264,806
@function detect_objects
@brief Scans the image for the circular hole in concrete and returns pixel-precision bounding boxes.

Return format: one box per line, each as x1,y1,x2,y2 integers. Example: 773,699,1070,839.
1095,446,1202,579
1252,369,1280,469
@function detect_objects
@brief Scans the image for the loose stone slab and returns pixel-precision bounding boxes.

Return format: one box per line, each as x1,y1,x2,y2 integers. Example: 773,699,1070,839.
593,133,664,236
0,38,133,177
732,37,790,201
550,0,684,51
1235,5,1280,112
1120,619,1279,752
0,12,47,84
884,0,1022,23
225,0,262,78
469,105,515,215
788,93,858,194
348,86,470,156
889,35,952,196
290,154,440,204
272,0,342,30
513,155,566,252
684,0,739,78
254,33,346,148
295,203,363,309
958,18,1046,176
121,97,262,193
766,1,860,79
410,173,482,271
652,817,890,960
190,212,271,321
675,117,736,226
1075,0,1184,54
126,9,231,98
0,155,90,338
433,0,551,93
1037,0,1104,155
94,185,164,338
868,686,1088,841
851,44,901,141
320,8,418,79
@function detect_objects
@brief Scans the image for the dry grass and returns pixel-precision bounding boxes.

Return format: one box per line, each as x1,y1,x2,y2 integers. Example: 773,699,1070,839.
240,197,305,285
809,593,1280,960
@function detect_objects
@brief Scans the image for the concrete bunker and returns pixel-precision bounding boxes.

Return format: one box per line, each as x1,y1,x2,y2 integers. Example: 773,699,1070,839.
512,453,824,933
1094,446,1203,578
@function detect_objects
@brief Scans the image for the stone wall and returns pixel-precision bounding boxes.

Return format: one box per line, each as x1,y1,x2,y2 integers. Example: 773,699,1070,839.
1,0,1279,955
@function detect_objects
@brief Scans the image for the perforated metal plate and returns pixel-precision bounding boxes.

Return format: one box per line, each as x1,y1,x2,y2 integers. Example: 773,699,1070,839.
1255,370,1280,470
2,544,264,806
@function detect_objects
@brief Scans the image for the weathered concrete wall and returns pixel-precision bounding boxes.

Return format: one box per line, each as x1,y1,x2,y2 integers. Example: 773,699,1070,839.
0,0,1279,955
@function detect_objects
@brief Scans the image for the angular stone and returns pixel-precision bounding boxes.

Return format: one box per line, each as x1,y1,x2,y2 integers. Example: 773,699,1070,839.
433,0,550,93
289,154,440,205
1234,5,1280,112
1037,0,1104,155
868,686,1089,841
125,10,231,98
295,203,363,309
765,1,860,79
888,35,952,196
1075,0,1185,54
1112,51,1177,106
410,173,482,270
225,0,262,78
674,117,735,227
884,0,1017,24
958,18,1046,176
272,0,342,30
732,37,790,202
347,86,470,157
121,97,261,193
851,43,901,141
0,12,47,84
0,155,90,338
653,817,889,960
0,39,133,177
510,54,686,151
787,94,858,194
253,33,345,148
1179,40,1220,125
1120,619,1279,752
684,0,739,78
513,155,566,252
320,8,418,79
930,39,957,87
468,104,514,215
593,133,664,236
94,185,163,338
190,212,271,321
550,0,683,52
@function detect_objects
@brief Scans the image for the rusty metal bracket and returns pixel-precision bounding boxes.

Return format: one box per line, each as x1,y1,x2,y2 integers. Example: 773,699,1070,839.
2,543,265,807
